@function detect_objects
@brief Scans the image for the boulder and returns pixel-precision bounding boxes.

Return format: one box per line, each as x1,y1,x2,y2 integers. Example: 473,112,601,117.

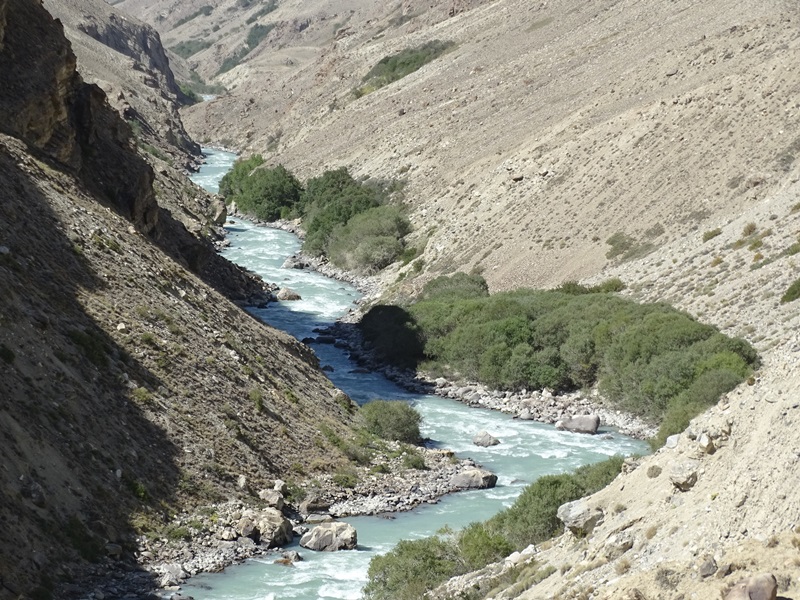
472,430,500,447
555,415,600,434
450,468,498,490
557,499,604,536
254,508,293,548
277,288,302,301
518,408,535,420
669,460,699,492
282,255,308,269
300,495,331,515
299,522,357,552
258,489,285,511
725,573,777,600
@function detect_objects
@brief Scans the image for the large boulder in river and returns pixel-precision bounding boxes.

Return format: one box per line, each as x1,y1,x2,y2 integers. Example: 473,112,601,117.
555,415,600,434
472,430,500,447
277,287,302,301
254,508,294,547
557,499,604,536
450,468,498,490
299,522,357,551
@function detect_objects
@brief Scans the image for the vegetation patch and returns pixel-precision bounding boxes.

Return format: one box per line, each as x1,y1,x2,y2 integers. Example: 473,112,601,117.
359,273,758,446
0,343,15,364
360,400,421,443
364,457,624,600
246,0,278,24
67,328,109,368
781,278,800,303
217,23,276,74
354,40,455,97
219,161,411,273
171,39,213,59
174,5,213,28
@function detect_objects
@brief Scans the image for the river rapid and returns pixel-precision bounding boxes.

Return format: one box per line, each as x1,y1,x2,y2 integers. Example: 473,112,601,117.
185,148,649,600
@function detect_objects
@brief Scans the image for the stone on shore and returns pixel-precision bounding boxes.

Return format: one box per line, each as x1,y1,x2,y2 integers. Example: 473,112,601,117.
299,522,357,551
555,415,600,434
450,468,498,490
669,460,699,492
472,430,500,447
277,287,302,301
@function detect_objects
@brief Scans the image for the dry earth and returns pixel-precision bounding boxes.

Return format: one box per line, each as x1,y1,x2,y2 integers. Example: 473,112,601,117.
14,0,800,597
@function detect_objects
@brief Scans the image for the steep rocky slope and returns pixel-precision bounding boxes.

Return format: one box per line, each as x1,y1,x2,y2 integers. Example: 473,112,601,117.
44,0,199,161
0,1,357,597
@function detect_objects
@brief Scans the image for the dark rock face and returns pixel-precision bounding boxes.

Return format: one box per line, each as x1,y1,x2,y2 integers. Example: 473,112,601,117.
0,0,159,233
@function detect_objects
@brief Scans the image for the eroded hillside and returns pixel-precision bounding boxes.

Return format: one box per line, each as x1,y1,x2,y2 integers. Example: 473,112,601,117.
0,1,356,596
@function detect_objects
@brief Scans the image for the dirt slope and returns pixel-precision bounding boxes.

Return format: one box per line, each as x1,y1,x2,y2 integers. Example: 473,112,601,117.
0,1,356,596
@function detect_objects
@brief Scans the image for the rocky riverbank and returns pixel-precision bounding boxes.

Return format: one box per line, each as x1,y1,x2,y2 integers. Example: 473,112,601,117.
134,443,497,595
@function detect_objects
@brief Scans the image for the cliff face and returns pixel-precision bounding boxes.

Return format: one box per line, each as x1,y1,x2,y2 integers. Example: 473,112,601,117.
42,0,199,159
0,1,356,597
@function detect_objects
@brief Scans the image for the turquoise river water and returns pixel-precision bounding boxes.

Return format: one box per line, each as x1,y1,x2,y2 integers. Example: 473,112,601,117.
185,148,649,600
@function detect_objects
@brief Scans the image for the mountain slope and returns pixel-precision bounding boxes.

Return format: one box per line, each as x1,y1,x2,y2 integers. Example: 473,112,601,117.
0,1,356,596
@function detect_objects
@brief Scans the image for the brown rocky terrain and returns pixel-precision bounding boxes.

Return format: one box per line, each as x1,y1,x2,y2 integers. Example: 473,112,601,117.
5,0,800,597
112,0,800,597
0,1,365,597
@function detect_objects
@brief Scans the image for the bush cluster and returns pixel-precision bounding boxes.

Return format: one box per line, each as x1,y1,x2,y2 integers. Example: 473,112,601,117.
364,457,623,600
355,40,455,97
219,161,411,273
359,273,758,445
359,399,421,444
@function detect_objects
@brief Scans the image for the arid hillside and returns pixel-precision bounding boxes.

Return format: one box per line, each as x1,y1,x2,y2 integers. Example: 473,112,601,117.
0,1,358,597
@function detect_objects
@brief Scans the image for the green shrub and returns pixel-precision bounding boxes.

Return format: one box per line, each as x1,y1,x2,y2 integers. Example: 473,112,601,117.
360,274,758,441
217,23,275,74
175,5,213,27
246,0,278,23
782,278,800,303
219,157,302,221
364,535,459,600
171,39,212,59
703,228,722,242
67,329,109,368
402,449,427,470
364,456,624,600
327,205,411,273
356,40,456,97
332,468,358,488
360,400,421,443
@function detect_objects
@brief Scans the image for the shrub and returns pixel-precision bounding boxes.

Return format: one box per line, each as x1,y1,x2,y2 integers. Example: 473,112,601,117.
782,278,800,303
364,535,459,600
420,272,490,301
326,205,411,273
171,39,212,59
332,468,358,488
356,40,456,97
0,344,15,364
702,228,722,242
742,222,757,237
67,329,109,368
359,305,424,368
219,157,302,221
175,5,213,27
360,400,422,443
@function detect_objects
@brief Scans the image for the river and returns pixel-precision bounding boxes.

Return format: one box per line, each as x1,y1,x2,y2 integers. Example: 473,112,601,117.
185,148,649,600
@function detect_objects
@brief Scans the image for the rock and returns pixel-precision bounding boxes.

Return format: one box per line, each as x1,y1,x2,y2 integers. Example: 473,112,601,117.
603,532,633,560
0,246,9,254
725,573,777,600
277,288,302,301
281,255,308,269
237,474,247,489
299,522,357,551
698,555,717,578
698,432,716,454
254,508,293,548
472,430,500,447
557,499,604,536
300,495,331,515
555,415,600,434
282,550,303,562
105,543,123,558
274,479,288,495
258,489,285,511
315,335,336,344
236,517,257,539
449,468,498,490
646,465,662,479
219,527,237,541
518,408,534,420
116,323,127,332
669,460,699,491
665,434,680,449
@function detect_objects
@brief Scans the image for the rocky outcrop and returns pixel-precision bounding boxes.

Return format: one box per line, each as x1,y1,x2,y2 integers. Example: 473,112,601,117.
725,573,777,600
299,522,358,551
449,468,498,490
556,415,600,435
277,287,302,301
557,500,604,536
472,430,500,447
